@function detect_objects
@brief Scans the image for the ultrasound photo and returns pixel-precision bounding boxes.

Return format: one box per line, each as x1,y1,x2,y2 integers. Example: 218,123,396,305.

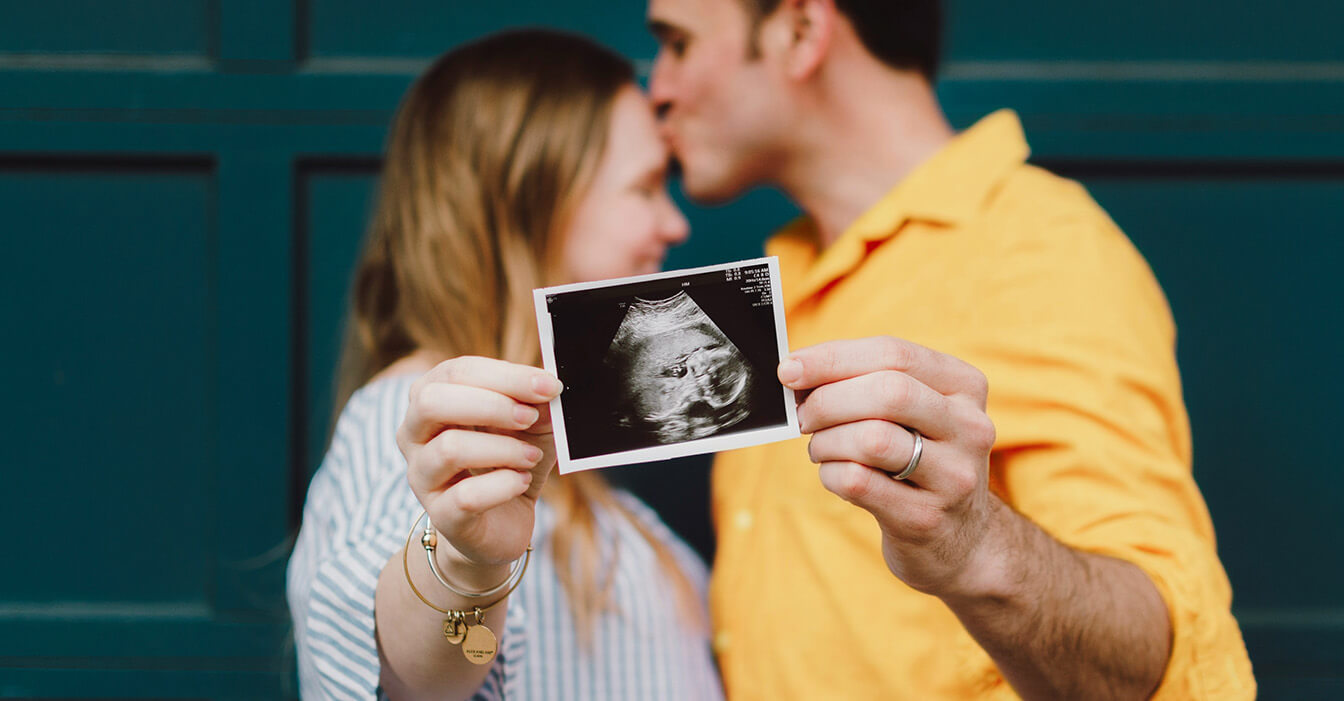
535,257,800,473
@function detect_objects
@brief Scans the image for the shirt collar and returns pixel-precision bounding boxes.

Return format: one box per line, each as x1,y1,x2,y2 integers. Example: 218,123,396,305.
770,109,1031,311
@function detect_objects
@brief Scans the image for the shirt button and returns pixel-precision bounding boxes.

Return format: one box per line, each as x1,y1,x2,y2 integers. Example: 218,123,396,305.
713,630,731,653
733,510,753,531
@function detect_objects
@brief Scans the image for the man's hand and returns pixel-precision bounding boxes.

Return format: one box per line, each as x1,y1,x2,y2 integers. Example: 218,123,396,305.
780,336,1003,598
781,336,1172,700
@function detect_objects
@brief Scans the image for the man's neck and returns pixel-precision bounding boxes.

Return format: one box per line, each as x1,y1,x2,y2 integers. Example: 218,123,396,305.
777,71,954,248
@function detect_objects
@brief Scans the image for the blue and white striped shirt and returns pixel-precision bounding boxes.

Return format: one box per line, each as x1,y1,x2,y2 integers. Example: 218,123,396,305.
288,375,723,700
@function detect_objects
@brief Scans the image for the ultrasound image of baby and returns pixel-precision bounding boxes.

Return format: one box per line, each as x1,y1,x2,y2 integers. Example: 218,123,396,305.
605,291,754,443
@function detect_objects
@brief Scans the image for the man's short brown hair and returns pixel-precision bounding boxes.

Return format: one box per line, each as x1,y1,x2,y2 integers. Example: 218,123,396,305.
739,0,942,81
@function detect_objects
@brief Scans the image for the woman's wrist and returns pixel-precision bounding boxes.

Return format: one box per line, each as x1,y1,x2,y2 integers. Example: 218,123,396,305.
432,540,514,593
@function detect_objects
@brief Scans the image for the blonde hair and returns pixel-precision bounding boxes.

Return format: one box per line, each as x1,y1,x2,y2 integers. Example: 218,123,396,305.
335,30,698,637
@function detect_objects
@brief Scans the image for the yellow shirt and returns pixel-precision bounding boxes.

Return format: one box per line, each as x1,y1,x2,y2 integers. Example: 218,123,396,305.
710,110,1255,700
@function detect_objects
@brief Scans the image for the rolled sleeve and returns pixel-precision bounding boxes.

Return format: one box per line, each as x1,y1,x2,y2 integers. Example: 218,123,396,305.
967,214,1255,697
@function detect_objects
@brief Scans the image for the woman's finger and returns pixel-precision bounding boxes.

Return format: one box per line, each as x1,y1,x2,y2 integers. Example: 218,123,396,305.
410,429,542,496
442,469,534,517
404,382,542,443
416,355,563,405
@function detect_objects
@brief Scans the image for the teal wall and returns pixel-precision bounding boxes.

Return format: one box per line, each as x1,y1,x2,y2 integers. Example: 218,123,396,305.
2,1,1341,698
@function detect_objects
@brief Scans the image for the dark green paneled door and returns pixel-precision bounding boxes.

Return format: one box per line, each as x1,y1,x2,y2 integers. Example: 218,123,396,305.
2,1,1340,698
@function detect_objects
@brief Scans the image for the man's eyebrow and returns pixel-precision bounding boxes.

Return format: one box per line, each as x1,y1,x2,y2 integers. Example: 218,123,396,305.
647,19,682,42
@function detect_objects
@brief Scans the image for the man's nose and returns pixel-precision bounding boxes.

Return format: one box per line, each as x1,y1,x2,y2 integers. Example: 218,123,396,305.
648,54,674,120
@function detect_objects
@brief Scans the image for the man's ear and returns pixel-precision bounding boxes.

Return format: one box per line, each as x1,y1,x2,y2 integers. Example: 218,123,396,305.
781,0,835,80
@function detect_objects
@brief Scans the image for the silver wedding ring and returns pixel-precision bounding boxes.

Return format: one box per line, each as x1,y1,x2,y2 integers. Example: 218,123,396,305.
891,428,922,481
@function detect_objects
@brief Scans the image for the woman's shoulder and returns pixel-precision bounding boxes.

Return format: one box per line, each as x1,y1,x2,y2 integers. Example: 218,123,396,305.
313,373,421,493
334,373,421,441
330,352,438,446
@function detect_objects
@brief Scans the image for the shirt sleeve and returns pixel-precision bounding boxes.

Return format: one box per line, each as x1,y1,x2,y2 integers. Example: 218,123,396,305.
287,377,526,700
963,210,1256,699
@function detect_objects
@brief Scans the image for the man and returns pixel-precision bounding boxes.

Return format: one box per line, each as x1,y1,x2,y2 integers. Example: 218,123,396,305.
646,0,1255,698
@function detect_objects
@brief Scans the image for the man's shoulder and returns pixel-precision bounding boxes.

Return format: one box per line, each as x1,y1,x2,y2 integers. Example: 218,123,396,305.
984,162,1109,226
965,162,1139,266
970,163,1172,326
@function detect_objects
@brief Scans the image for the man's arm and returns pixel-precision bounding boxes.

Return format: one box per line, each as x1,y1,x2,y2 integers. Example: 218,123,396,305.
938,495,1169,699
780,336,1170,700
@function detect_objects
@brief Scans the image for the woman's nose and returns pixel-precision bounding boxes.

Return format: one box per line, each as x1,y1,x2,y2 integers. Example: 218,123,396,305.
660,200,690,245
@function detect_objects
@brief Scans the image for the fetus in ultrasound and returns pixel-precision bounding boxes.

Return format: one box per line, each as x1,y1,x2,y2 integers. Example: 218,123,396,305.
606,292,753,443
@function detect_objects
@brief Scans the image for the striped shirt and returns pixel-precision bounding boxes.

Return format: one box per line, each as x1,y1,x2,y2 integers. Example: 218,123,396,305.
288,374,723,700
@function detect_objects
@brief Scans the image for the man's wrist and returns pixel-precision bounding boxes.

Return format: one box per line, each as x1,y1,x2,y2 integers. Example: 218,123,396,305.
940,496,1030,607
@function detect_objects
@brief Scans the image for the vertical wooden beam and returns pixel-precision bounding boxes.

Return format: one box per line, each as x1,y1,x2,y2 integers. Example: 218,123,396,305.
214,151,294,615
217,0,297,66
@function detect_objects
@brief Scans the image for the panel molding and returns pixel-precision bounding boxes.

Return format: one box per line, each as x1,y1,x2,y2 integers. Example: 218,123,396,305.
1042,159,1344,178
1238,608,1344,628
289,156,382,530
943,59,1344,81
2,70,1341,161
218,0,297,66
1,156,220,611
0,152,213,172
0,53,214,72
0,0,216,59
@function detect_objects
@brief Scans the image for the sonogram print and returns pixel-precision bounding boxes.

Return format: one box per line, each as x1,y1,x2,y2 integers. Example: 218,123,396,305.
604,291,754,443
538,257,798,471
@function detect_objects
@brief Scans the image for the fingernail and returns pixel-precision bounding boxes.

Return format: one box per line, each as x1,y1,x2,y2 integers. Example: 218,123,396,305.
519,470,534,486
778,358,802,386
533,374,563,397
523,444,543,463
515,404,539,427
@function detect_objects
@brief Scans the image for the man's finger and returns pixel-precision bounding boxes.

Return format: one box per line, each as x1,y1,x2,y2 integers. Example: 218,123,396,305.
807,420,922,478
817,460,921,511
807,422,968,494
795,370,955,438
817,461,942,536
523,401,555,436
780,337,988,402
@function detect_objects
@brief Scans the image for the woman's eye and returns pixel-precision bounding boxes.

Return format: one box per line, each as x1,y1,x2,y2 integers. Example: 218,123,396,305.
663,364,687,378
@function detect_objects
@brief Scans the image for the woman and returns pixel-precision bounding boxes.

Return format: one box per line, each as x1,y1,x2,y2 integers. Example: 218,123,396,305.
287,30,720,700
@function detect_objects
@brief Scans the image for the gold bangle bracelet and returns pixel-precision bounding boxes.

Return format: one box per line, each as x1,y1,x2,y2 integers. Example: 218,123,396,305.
423,514,525,598
401,509,532,617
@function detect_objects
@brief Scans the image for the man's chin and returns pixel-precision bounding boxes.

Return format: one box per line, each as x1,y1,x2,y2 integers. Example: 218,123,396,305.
679,170,751,206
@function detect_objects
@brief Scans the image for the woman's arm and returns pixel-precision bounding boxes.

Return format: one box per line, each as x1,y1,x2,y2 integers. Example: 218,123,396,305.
375,534,515,700
376,356,563,700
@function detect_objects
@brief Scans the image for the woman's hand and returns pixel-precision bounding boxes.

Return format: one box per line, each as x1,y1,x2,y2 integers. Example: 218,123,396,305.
396,356,564,587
